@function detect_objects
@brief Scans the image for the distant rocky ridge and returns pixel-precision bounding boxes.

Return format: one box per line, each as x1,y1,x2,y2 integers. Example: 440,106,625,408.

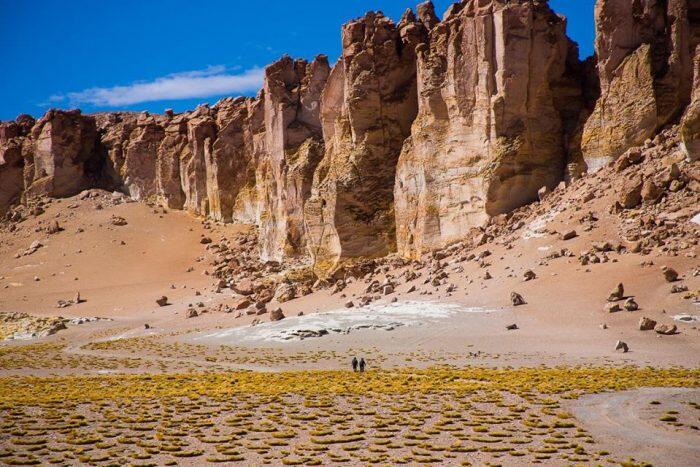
1,0,699,274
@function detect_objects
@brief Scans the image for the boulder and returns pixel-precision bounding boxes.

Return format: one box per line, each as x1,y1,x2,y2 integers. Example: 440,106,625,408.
655,324,677,335
607,283,624,302
510,292,526,307
269,307,285,322
638,317,657,331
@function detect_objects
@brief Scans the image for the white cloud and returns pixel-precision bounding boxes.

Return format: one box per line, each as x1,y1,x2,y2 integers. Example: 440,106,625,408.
50,66,265,107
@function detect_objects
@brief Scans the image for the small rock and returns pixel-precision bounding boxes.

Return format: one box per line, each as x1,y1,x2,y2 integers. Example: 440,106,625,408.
345,301,355,308
607,283,624,302
110,216,128,226
523,270,537,281
200,237,212,244
638,317,657,331
506,324,518,331
510,292,526,306
623,298,639,312
186,308,198,318
662,267,679,282
560,230,578,241
604,303,622,313
655,324,677,335
615,340,629,353
156,296,169,307
270,308,285,322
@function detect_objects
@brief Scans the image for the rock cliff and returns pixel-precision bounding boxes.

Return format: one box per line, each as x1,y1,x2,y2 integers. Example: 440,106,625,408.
1,0,698,265
394,0,583,258
304,10,427,272
582,0,700,170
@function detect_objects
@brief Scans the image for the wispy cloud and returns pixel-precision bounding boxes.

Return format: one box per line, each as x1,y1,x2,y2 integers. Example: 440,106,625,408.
49,66,265,107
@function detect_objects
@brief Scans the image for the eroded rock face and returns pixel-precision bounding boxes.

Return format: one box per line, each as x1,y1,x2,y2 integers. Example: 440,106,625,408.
395,0,580,258
24,109,98,200
97,112,166,201
681,45,700,161
257,56,330,262
0,117,33,214
582,0,700,169
305,11,426,273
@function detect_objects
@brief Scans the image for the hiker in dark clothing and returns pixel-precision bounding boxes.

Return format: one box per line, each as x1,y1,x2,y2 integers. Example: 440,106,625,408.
351,357,358,372
359,358,366,373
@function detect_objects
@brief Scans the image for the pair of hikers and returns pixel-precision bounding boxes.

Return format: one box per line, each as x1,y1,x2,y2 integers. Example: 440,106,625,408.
351,357,366,372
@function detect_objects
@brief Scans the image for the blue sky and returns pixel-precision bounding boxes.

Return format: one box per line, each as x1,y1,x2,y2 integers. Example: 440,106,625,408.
0,0,595,121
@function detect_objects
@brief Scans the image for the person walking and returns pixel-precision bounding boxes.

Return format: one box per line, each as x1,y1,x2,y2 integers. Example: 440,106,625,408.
359,358,366,373
351,357,358,372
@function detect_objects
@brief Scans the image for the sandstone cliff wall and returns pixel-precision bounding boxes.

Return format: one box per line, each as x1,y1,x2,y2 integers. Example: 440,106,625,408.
394,0,582,258
582,0,700,170
304,10,427,272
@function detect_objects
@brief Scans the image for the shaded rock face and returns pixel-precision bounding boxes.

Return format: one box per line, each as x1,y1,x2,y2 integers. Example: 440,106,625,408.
0,117,34,214
305,11,426,272
24,109,98,199
395,0,581,258
97,112,166,201
582,0,700,170
257,56,330,262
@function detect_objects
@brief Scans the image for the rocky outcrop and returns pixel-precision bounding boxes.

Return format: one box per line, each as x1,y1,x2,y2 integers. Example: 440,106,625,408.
305,11,426,272
257,56,330,262
395,0,581,258
23,109,98,200
97,112,166,201
582,0,700,170
0,116,34,214
681,45,700,161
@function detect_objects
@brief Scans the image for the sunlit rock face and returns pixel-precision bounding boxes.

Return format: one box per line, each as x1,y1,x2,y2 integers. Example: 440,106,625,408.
305,10,426,273
582,0,700,170
394,0,581,259
24,109,98,200
257,55,330,262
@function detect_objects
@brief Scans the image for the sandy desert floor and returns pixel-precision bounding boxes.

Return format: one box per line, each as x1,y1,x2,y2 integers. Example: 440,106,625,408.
0,189,698,465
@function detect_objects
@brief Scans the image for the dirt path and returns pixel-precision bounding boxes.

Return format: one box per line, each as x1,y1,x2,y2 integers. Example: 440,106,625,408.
567,388,700,467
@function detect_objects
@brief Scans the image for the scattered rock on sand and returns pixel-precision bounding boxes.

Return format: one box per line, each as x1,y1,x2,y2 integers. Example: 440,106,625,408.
510,292,526,306
655,324,677,335
186,308,198,318
624,298,639,311
560,230,578,241
345,301,354,308
110,216,128,226
615,340,629,353
200,237,212,244
506,324,518,331
270,308,285,322
604,303,622,313
523,270,537,281
662,267,679,282
156,296,169,307
607,283,624,302
639,317,657,331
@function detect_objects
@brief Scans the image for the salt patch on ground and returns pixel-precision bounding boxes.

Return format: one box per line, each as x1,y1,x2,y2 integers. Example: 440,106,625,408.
523,209,561,240
691,212,700,225
197,301,497,343
673,314,699,323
